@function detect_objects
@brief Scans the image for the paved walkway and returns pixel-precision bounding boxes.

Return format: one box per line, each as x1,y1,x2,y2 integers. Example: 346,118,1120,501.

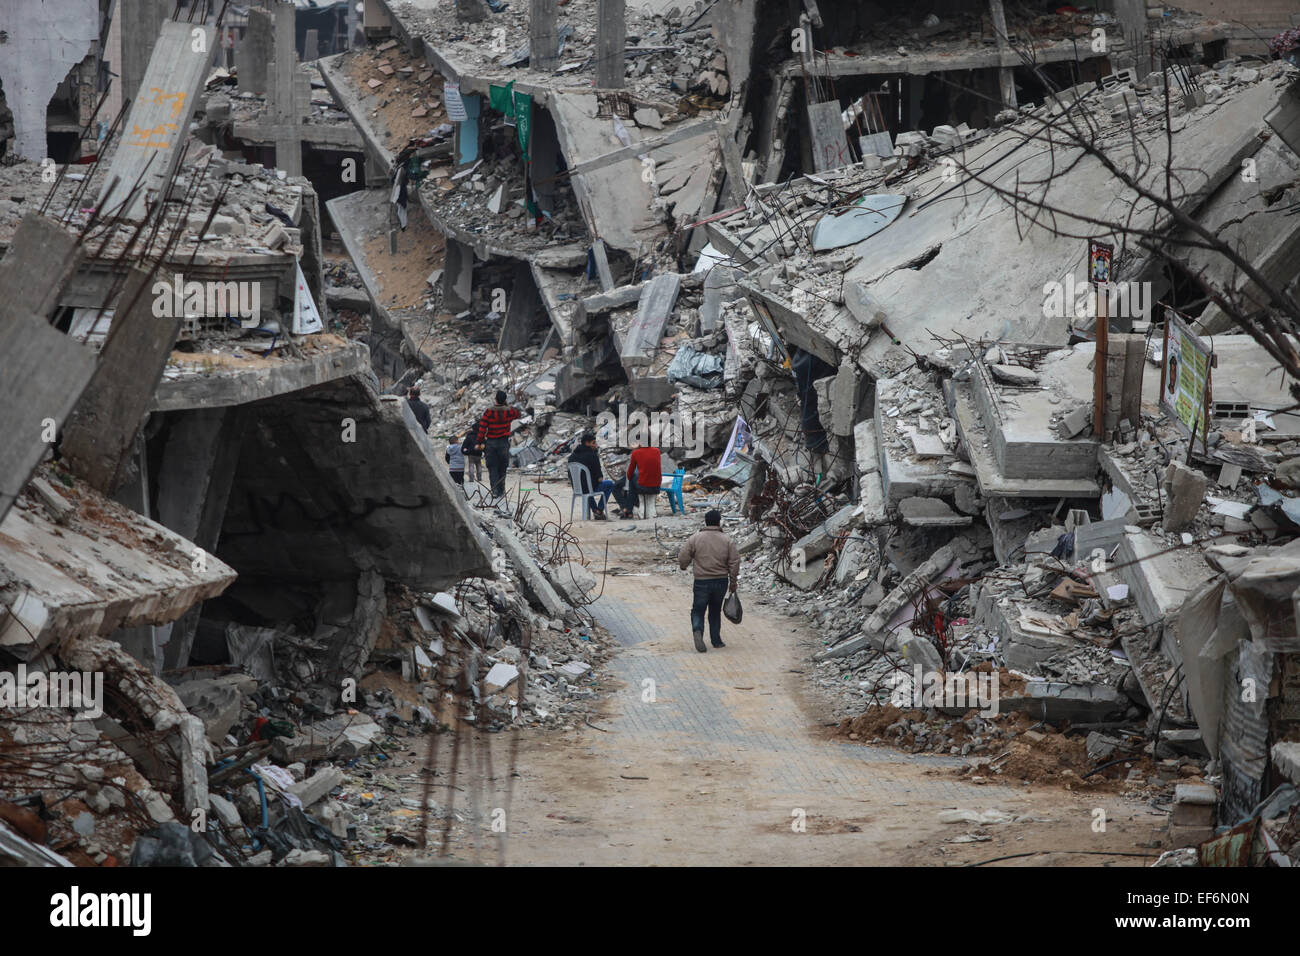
589,575,985,800
495,558,1040,865
444,489,1151,865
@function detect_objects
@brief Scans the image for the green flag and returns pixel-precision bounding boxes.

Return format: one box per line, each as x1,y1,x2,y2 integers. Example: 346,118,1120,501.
489,81,515,119
514,91,533,159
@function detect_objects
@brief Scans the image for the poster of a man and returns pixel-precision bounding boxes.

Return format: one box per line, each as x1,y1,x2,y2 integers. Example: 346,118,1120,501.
1088,239,1113,285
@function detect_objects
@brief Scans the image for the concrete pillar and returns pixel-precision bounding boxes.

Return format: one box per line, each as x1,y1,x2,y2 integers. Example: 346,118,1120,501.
154,407,244,670
271,1,303,177
499,263,544,350
1113,0,1148,73
363,0,393,37
1104,333,1144,437
121,0,171,105
530,0,559,71
596,0,625,89
112,433,161,672
443,238,474,312
988,0,1018,111
236,7,274,94
298,181,327,310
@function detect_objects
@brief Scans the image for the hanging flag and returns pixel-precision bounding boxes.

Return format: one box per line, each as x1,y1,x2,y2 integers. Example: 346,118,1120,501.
293,262,324,335
514,90,533,158
444,81,468,122
489,81,516,122
390,163,409,230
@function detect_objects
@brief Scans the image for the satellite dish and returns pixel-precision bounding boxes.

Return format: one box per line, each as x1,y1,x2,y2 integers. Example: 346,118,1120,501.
810,193,906,251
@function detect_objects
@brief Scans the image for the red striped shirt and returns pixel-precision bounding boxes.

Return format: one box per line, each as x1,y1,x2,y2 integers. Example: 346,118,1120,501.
477,405,521,443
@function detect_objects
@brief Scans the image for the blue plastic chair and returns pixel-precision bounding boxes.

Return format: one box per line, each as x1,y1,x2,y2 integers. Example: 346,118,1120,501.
661,469,686,514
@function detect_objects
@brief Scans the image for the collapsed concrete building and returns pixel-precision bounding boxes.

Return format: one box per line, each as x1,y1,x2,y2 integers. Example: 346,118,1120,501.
6,0,1300,869
691,14,1300,863
0,5,608,868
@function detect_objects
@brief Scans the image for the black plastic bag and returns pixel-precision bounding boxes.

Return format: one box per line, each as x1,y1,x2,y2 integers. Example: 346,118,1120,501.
723,591,743,624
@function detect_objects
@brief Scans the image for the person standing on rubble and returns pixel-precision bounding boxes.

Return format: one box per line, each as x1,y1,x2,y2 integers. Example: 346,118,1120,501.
477,389,523,505
461,424,483,485
445,434,466,488
678,509,740,653
407,385,431,432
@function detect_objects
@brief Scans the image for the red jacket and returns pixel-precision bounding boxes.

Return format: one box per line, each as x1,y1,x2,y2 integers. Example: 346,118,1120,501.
628,447,662,491
477,404,521,443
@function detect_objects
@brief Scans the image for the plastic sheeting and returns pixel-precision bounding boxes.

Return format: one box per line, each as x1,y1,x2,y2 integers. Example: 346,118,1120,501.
667,345,724,389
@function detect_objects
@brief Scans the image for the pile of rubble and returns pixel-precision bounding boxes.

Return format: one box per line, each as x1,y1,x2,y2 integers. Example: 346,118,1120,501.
0,466,610,865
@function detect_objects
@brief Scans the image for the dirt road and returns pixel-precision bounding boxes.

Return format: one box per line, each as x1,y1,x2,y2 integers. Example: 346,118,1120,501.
414,488,1165,866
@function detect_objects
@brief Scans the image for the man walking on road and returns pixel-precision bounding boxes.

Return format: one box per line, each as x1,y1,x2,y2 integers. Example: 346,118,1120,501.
477,389,523,506
678,509,739,653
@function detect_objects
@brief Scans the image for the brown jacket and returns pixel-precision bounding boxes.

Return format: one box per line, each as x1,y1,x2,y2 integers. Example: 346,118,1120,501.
678,527,740,588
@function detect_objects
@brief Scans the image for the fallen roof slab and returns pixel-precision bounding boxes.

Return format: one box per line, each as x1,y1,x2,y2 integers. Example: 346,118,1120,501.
953,381,1100,498
0,468,237,660
217,374,494,590
152,337,371,413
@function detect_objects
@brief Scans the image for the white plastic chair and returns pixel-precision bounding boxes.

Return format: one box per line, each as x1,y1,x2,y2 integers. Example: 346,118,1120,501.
639,492,657,519
568,462,603,520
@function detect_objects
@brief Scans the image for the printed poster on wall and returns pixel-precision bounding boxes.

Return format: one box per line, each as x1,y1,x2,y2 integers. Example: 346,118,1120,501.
719,416,753,469
444,81,468,122
1088,238,1114,286
1159,310,1211,439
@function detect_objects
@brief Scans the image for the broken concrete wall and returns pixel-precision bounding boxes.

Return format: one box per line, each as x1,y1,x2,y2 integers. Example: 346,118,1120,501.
58,632,210,814
0,0,98,161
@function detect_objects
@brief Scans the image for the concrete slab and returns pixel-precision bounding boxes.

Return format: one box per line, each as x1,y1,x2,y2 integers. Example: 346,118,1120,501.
216,374,494,590
0,468,236,659
998,681,1130,723
61,267,182,493
899,497,972,527
98,21,216,220
151,339,371,412
791,503,860,562
621,273,681,366
489,517,568,617
972,357,1098,480
1116,530,1216,628
952,381,1100,498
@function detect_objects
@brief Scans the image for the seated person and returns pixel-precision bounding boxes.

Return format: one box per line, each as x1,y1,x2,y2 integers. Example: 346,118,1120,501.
627,441,663,510
568,431,617,518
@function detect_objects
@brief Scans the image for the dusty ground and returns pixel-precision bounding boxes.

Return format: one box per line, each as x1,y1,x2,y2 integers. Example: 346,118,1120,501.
340,43,448,151
379,476,1165,866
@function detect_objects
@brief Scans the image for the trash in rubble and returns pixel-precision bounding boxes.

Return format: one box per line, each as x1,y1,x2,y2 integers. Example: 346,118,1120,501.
130,823,218,867
667,345,724,389
937,808,1016,825
1256,484,1300,526
511,442,547,468
810,194,905,251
